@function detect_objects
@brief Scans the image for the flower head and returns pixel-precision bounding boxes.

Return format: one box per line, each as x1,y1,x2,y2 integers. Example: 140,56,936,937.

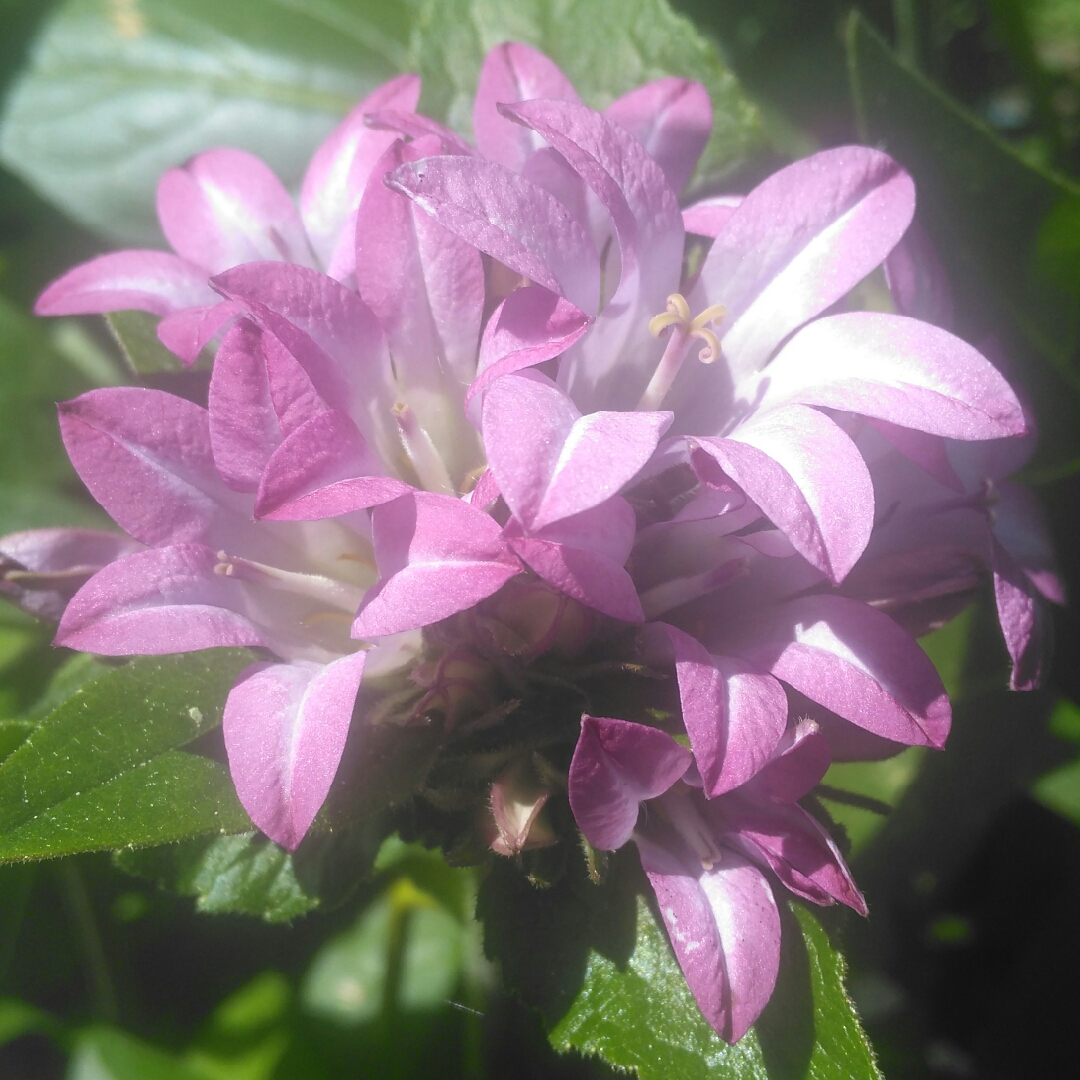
13,41,1054,1043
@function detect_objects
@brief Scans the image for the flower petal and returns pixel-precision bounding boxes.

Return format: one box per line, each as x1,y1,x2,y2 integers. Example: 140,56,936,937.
0,528,142,622
742,594,950,748
696,405,874,584
209,319,326,493
35,251,215,317
157,148,315,274
352,492,521,637
255,410,410,520
474,43,579,170
224,651,366,850
300,73,421,276
690,145,915,386
54,544,266,654
569,715,691,850
752,313,1027,440
483,371,672,531
156,300,240,366
506,501,645,623
58,387,250,551
718,798,867,914
682,196,743,238
637,831,781,1043
605,78,712,195
385,155,601,316
660,623,787,797
466,286,591,419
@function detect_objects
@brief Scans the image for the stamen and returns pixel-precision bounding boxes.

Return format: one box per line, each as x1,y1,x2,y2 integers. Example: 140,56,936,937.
637,294,728,410
215,552,365,612
393,401,456,495
639,558,749,619
660,784,722,871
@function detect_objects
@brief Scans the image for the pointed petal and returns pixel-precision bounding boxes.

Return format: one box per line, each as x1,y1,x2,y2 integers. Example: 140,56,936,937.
691,145,915,384
34,251,215,317
54,544,266,654
637,832,781,1043
696,405,874,584
466,286,591,418
992,538,1050,691
605,78,712,194
212,263,396,458
992,481,1065,605
353,492,521,637
58,388,245,549
365,109,475,156
386,156,601,315
209,319,326,493
569,715,691,850
501,99,684,411
224,652,365,850
474,43,579,170
718,798,867,914
753,313,1027,440
867,419,963,492
743,594,950,748
157,149,315,274
504,497,642,621
483,372,671,530
0,528,142,622
255,410,410,521
744,718,831,803
661,623,787,797
301,73,421,274
156,300,240,365
682,195,743,238
355,138,484,479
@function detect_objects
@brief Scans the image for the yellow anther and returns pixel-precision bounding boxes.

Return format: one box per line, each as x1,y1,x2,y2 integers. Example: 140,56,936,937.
691,325,722,364
648,293,692,337
689,301,728,333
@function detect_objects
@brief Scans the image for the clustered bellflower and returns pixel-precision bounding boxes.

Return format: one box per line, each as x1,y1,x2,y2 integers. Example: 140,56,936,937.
1,42,1061,1043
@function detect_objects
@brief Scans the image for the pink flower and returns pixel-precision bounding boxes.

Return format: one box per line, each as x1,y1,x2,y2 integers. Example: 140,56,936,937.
15,41,1054,1044
33,74,423,364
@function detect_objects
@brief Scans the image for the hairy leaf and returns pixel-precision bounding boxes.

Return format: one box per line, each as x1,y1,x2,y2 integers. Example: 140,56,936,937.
115,832,318,922
0,650,256,860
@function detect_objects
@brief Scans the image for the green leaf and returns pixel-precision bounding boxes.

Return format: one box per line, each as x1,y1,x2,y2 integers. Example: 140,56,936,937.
303,873,470,1024
115,833,318,922
846,12,1080,389
0,650,256,861
0,997,63,1047
0,294,103,533
549,896,881,1080
1032,698,1080,825
105,311,186,375
410,0,764,186
0,0,413,244
69,1026,205,1080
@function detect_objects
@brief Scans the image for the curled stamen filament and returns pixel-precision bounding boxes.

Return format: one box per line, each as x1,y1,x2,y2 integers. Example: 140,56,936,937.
638,294,727,411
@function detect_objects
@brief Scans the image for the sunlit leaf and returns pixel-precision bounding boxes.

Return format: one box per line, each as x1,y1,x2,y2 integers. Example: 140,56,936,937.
0,650,256,861
0,0,412,243
549,896,881,1080
115,832,318,922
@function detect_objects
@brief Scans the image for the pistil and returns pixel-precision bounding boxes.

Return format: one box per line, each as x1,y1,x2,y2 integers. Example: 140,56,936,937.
214,553,365,612
393,401,456,495
636,294,727,412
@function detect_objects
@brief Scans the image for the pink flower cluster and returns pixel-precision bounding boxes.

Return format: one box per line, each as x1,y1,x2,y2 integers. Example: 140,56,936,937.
2,43,1061,1042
